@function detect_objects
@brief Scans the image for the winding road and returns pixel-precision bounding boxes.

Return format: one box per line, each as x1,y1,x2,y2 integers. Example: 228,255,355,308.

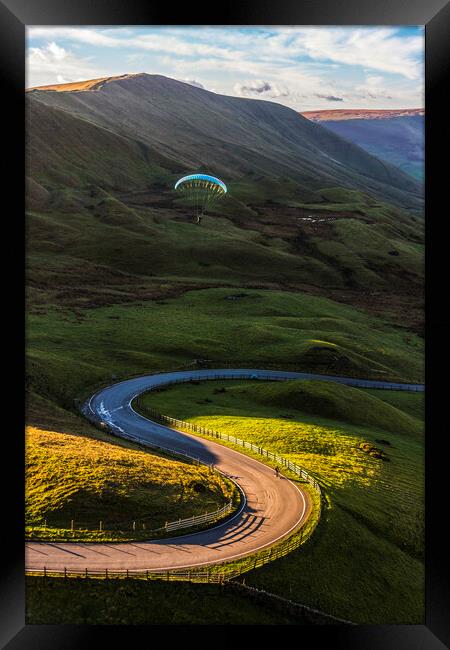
25,369,424,575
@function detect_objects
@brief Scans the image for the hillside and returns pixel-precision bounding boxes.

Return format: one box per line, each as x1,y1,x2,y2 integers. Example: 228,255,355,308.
26,425,235,541
26,74,424,330
301,108,424,181
26,73,424,425
241,379,421,435
27,74,422,210
138,378,424,623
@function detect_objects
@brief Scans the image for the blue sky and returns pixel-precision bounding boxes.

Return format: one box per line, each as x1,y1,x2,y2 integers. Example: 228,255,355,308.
26,26,424,110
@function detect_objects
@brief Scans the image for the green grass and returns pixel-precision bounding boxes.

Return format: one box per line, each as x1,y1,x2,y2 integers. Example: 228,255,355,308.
365,389,424,420
26,287,424,417
138,378,424,624
242,379,422,435
25,577,316,625
26,171,423,331
26,425,237,541
25,285,423,620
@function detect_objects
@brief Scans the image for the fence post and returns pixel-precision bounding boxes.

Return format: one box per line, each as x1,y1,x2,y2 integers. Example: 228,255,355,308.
99,521,102,532
71,519,74,531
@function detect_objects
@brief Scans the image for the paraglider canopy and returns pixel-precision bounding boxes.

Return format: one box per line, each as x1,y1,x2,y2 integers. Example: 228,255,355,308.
174,174,227,193
174,173,227,220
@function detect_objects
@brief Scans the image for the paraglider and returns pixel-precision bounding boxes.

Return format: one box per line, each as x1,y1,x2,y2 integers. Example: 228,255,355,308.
174,173,227,223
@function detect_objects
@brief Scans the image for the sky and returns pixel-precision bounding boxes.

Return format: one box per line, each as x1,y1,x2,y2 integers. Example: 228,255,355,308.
26,26,424,111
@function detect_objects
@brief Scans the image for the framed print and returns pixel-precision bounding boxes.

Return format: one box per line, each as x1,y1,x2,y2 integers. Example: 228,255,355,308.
1,0,449,646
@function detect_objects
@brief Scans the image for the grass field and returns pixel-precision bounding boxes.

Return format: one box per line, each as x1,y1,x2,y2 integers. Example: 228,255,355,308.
27,179,424,337
26,425,237,541
25,577,317,625
138,378,424,624
26,287,424,420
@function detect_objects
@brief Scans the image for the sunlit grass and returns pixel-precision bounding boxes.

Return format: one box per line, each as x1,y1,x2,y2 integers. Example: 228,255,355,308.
26,426,236,540
138,378,424,623
186,414,381,490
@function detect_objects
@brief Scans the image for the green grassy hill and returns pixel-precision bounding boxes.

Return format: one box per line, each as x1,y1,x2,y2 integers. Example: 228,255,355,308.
26,288,423,419
26,577,316,625
26,425,236,541
25,73,424,624
138,378,424,623
242,379,421,435
26,74,424,343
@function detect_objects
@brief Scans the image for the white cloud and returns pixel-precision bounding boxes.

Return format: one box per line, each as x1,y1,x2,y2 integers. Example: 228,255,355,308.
28,27,422,79
28,27,246,61
26,27,423,109
27,42,103,88
279,27,423,80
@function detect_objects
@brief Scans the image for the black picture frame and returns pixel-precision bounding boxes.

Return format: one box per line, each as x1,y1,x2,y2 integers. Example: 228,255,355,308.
2,0,449,646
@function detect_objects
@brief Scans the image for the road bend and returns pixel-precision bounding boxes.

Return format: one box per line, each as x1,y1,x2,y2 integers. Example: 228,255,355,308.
25,368,423,573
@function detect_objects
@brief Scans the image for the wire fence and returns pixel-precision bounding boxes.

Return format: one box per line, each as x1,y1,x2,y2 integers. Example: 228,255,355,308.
165,500,233,532
129,379,325,578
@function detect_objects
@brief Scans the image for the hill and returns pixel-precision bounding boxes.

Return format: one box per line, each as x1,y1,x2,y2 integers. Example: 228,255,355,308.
26,74,424,332
241,379,421,435
26,425,235,541
138,377,424,623
26,73,424,423
301,108,424,181
27,74,422,210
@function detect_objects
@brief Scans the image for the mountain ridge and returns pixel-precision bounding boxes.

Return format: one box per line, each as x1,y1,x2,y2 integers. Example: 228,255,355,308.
301,108,424,122
27,73,422,212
